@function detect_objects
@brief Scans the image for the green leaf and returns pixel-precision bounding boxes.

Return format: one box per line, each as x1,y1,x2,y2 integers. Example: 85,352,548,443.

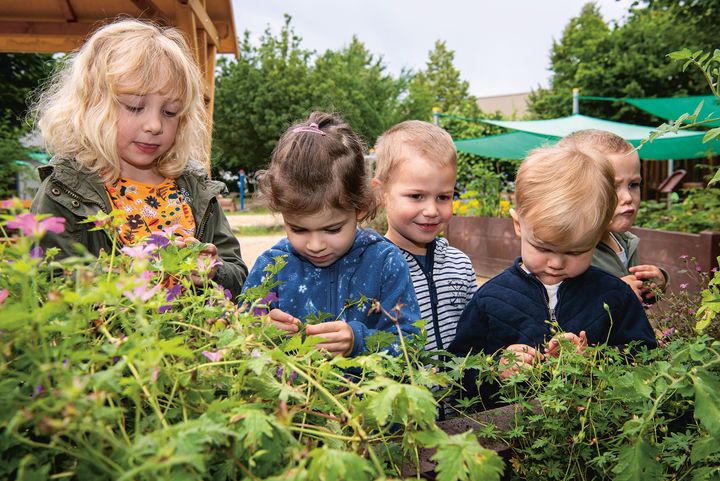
431,431,504,481
694,370,720,436
306,447,374,481
691,434,720,464
702,127,720,143
367,381,437,428
612,439,663,481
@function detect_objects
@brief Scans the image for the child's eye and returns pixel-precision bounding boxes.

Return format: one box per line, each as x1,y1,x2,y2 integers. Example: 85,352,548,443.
437,195,452,202
629,182,641,189
163,110,178,118
122,103,143,113
325,228,342,234
408,194,423,200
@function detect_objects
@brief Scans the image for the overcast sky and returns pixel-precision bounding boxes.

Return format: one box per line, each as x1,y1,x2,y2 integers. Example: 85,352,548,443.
230,0,635,98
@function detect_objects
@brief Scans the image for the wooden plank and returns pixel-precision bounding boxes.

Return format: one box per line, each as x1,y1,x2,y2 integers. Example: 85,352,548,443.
185,0,218,46
0,34,84,53
56,0,77,22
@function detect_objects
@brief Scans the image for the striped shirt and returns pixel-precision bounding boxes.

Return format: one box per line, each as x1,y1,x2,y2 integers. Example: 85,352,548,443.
399,237,477,351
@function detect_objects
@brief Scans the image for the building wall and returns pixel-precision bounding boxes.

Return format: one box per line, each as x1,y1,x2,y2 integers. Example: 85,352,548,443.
476,92,530,118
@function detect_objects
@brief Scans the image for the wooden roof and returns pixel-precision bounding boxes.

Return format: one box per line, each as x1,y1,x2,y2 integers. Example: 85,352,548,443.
0,0,239,57
0,1,240,118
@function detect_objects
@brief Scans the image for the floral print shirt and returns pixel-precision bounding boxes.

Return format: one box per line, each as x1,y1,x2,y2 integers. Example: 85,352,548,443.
106,177,195,245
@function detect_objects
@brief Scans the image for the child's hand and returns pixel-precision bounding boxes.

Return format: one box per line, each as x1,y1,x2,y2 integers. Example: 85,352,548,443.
268,308,301,334
306,321,355,357
629,264,667,297
620,274,643,301
176,237,222,285
545,331,587,357
499,344,543,379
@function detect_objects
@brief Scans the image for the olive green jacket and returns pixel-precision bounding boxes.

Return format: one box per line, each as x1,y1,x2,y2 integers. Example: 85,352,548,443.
30,157,248,298
592,231,668,299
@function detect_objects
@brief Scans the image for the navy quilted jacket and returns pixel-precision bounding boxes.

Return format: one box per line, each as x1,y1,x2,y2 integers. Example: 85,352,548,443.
449,257,657,356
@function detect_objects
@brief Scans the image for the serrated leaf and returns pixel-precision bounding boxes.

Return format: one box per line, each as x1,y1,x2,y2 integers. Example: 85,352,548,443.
694,370,720,435
367,381,437,428
691,434,720,464
306,447,374,481
431,431,504,481
612,439,663,481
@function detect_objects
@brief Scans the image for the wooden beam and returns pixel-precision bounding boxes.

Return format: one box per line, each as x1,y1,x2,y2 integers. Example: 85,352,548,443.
0,34,84,53
130,0,165,19
56,0,77,22
183,0,219,46
0,20,94,36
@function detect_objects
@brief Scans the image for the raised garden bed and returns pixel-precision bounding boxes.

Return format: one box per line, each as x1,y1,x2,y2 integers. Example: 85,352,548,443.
446,216,720,294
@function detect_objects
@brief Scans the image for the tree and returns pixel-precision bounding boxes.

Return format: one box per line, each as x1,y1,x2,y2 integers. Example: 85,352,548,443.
405,40,478,119
529,2,717,122
212,16,314,173
0,53,55,197
310,37,406,145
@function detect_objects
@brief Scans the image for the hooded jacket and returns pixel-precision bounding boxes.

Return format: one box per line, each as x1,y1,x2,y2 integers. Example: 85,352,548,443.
30,157,247,298
242,229,421,357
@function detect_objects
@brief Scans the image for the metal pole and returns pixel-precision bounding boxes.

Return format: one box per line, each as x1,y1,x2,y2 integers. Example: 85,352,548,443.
432,107,441,126
572,88,580,114
238,169,245,211
666,159,674,210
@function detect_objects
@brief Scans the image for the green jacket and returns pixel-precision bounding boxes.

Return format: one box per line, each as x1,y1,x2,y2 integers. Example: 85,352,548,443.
592,231,668,299
592,231,641,279
30,157,248,298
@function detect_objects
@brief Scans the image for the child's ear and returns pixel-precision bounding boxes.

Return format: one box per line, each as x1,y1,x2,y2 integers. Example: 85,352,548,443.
510,209,522,237
356,209,368,222
371,178,386,205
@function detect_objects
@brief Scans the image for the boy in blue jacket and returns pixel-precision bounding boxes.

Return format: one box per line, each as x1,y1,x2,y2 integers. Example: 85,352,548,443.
449,143,656,381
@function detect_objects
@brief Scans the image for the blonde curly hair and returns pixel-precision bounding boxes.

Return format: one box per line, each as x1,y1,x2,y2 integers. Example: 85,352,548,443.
32,18,209,182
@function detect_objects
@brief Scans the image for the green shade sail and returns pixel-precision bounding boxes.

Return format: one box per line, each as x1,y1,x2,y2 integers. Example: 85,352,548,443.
454,114,719,160
622,95,720,128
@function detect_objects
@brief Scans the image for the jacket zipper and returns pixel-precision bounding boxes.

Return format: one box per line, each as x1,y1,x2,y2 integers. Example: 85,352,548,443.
195,198,214,241
415,245,442,350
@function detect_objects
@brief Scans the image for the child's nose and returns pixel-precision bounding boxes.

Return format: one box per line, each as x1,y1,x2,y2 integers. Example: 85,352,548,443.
618,187,633,204
423,200,439,217
143,110,163,134
547,253,564,269
306,235,326,253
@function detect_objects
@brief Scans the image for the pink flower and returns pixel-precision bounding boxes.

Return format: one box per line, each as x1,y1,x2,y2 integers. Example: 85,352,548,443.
196,256,221,276
679,255,689,260
680,283,689,289
0,199,18,209
121,243,156,259
0,288,8,305
7,213,65,238
120,272,161,302
202,349,226,362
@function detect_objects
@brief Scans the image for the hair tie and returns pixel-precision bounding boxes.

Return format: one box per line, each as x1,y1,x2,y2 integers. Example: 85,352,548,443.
292,122,326,136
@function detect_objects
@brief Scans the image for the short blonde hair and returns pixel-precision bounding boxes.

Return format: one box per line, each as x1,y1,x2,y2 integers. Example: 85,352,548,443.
374,120,456,184
515,144,617,249
33,18,209,182
558,129,634,156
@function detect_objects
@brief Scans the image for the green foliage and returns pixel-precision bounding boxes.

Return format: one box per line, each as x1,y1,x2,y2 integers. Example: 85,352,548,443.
0,206,503,480
529,2,716,122
635,188,720,232
405,40,478,118
212,16,406,173
463,336,720,480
